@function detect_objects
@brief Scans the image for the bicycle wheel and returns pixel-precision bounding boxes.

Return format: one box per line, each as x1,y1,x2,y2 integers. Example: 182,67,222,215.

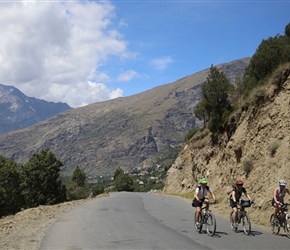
242,213,251,235
230,211,237,231
206,212,216,237
270,214,280,235
284,216,290,238
194,211,203,233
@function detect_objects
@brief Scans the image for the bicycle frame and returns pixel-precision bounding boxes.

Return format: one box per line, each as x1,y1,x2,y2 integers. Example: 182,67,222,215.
270,203,290,238
230,201,252,235
194,201,217,237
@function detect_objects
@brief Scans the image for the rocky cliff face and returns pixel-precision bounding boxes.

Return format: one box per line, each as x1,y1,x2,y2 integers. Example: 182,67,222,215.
0,84,71,134
163,66,290,226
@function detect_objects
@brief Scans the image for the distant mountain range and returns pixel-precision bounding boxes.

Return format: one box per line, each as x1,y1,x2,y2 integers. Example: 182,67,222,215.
0,58,250,176
0,84,71,134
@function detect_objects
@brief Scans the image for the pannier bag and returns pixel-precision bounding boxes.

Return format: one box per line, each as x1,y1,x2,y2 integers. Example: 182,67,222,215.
240,199,251,207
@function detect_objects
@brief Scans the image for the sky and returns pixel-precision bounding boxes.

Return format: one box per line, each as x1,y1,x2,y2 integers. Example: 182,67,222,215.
0,0,289,108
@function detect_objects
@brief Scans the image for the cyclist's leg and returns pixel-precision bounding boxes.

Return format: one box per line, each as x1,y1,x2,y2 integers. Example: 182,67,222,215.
230,200,238,224
193,198,202,224
274,204,278,216
239,206,244,220
273,199,282,217
195,206,201,223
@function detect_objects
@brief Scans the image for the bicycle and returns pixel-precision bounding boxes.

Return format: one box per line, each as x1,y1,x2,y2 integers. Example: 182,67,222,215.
270,203,290,238
194,201,217,237
230,199,253,235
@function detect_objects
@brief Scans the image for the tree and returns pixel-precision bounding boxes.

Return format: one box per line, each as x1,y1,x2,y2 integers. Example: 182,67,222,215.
285,22,290,38
113,168,134,191
114,167,124,180
0,156,24,217
244,33,290,94
194,99,208,128
66,180,89,200
115,173,134,191
91,183,105,197
235,74,245,105
72,166,86,187
201,65,233,132
21,149,66,208
66,166,89,201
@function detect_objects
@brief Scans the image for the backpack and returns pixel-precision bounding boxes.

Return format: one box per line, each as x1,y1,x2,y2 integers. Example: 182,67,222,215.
197,185,210,191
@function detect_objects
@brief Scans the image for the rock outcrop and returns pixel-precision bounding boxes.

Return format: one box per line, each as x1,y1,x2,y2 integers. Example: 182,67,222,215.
163,66,290,226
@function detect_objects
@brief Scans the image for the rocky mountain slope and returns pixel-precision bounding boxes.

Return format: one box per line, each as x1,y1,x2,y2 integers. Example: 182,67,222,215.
0,84,71,134
163,65,290,226
0,58,250,176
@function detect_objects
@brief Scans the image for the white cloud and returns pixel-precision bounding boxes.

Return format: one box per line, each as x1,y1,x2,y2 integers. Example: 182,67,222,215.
150,56,174,71
62,81,123,107
0,0,132,107
117,70,139,82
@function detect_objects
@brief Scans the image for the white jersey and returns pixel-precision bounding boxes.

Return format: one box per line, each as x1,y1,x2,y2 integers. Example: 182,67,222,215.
276,187,288,202
195,185,212,199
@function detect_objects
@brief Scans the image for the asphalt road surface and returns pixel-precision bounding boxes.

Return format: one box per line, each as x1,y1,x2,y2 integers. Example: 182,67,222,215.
40,192,290,250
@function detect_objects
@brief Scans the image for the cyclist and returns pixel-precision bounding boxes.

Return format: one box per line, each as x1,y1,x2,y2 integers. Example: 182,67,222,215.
229,179,252,229
192,177,217,228
272,180,290,218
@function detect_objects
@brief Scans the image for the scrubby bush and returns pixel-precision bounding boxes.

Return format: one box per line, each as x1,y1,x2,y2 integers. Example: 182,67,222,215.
268,141,280,157
91,183,105,197
66,166,90,201
185,128,198,141
113,168,135,191
242,159,253,177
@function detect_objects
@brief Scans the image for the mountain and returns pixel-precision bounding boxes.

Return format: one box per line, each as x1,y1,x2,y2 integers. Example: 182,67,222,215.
163,64,290,227
0,84,71,134
0,58,250,176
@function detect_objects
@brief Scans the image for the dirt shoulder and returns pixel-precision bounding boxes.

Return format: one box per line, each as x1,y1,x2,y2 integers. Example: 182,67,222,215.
0,195,110,250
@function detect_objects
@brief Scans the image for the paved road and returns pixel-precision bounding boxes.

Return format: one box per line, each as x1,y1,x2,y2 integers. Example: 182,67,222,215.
40,192,290,250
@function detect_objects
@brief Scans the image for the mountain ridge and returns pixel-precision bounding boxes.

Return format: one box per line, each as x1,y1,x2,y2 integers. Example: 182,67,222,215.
0,58,250,175
0,84,71,134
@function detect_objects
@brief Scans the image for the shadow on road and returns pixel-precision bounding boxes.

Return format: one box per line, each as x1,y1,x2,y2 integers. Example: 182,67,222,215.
275,233,290,239
213,231,229,238
250,230,263,236
234,229,263,236
198,230,228,238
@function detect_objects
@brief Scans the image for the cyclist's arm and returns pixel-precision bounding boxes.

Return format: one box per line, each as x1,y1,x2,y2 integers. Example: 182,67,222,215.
194,190,201,202
245,192,252,202
273,188,279,203
209,191,216,201
232,190,237,202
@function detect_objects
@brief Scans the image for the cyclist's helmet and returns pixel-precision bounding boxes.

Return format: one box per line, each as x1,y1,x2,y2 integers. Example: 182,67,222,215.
279,180,287,186
199,178,208,184
236,179,244,185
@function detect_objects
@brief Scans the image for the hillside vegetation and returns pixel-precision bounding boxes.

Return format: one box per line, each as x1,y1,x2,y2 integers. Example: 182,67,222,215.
163,22,290,227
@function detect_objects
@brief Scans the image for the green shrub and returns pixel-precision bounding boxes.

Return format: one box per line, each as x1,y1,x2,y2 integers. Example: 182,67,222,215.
268,141,280,157
185,128,198,141
91,183,105,197
66,180,89,201
242,159,253,177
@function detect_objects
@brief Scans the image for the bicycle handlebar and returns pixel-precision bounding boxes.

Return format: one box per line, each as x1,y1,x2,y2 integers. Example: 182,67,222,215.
237,200,254,208
282,203,288,211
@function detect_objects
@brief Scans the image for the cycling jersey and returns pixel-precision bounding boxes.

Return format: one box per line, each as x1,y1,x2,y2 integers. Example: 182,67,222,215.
275,187,289,203
229,185,246,201
195,185,212,199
